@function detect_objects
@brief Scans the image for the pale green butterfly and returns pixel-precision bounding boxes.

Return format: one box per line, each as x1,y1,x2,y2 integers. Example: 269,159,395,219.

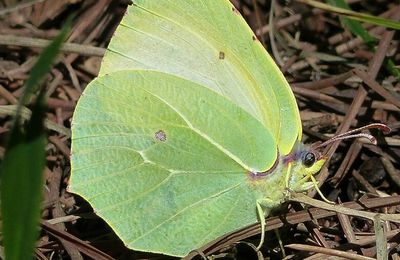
69,0,388,257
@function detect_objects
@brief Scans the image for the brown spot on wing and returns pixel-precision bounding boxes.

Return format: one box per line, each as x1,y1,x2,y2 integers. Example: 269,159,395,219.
155,130,167,142
219,51,225,60
231,6,240,15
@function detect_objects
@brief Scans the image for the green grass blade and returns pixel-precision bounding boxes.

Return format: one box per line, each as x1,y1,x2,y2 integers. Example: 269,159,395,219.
319,0,400,79
386,59,400,80
0,18,70,260
298,0,400,30
1,124,46,260
326,0,375,44
13,17,72,125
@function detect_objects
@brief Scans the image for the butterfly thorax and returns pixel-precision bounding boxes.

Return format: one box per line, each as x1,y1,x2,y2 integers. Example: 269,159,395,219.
248,142,326,209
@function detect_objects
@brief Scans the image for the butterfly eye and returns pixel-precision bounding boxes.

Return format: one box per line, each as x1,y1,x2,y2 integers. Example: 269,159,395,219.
303,152,316,167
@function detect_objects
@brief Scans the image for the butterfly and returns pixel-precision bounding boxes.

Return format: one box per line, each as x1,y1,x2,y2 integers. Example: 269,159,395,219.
69,0,389,257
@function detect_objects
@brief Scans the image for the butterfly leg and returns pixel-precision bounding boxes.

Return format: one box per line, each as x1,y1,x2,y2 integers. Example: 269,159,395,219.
284,162,293,189
274,228,286,258
256,198,275,251
310,175,335,204
256,201,266,251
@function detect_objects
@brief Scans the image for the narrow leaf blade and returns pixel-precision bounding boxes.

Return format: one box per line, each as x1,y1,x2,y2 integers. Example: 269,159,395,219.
299,0,400,30
0,18,70,260
326,0,375,43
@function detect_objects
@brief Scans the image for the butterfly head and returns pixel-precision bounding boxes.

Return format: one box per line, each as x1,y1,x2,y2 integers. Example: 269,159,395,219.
285,144,326,193
286,123,390,195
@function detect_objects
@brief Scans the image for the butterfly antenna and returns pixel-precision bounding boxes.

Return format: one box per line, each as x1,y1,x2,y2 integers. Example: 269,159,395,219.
314,123,391,149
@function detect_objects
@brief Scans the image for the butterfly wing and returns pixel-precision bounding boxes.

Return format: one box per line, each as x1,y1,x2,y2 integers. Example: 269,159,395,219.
71,0,303,256
100,0,302,154
70,70,276,256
